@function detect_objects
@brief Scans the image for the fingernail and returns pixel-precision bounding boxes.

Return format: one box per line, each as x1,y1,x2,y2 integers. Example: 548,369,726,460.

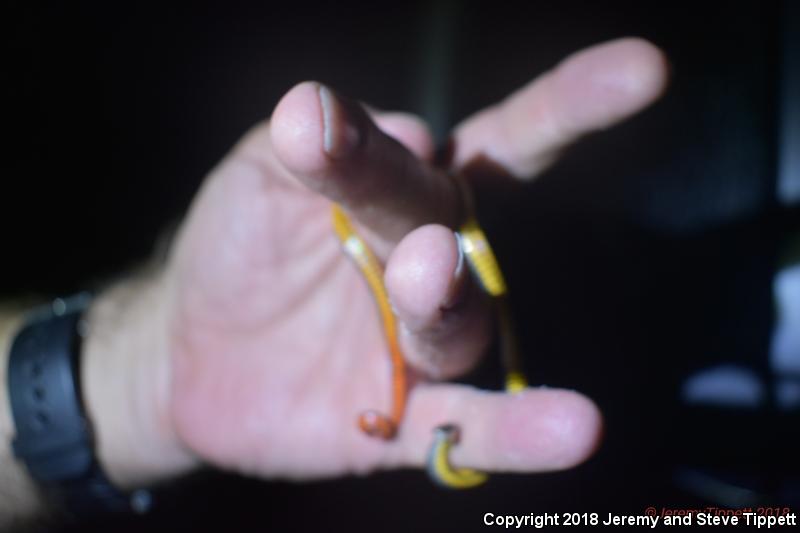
318,84,361,158
442,232,468,309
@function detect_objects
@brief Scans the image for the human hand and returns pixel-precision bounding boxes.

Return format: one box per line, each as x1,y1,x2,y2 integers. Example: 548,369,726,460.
85,37,668,487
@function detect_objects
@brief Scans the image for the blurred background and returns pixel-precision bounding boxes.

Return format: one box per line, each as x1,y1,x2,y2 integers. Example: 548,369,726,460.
3,0,799,530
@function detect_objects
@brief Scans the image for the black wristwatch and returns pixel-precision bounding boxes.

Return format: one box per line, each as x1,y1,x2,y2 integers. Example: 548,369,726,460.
7,294,152,518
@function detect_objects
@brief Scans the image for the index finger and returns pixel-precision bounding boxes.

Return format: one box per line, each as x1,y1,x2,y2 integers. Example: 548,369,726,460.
451,37,669,179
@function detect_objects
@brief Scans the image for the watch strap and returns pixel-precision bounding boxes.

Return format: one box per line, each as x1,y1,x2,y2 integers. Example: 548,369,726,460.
7,296,150,516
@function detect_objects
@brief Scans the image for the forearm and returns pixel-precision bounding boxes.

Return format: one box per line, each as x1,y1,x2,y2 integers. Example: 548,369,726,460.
0,267,198,525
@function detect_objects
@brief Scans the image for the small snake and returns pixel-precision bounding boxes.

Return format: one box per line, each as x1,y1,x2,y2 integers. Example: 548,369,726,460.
331,204,407,439
331,183,527,488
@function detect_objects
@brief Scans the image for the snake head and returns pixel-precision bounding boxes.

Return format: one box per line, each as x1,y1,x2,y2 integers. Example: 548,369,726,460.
358,410,397,440
433,424,461,444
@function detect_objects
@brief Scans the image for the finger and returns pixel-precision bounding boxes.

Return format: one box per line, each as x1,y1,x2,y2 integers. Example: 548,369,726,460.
384,224,491,379
371,111,436,162
385,386,602,472
270,81,460,247
224,108,434,183
452,37,669,178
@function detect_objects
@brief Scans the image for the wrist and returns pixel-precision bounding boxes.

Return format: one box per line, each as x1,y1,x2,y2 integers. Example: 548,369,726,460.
82,268,199,489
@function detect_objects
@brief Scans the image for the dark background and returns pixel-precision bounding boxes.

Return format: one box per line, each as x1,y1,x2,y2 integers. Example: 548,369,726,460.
4,0,799,531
